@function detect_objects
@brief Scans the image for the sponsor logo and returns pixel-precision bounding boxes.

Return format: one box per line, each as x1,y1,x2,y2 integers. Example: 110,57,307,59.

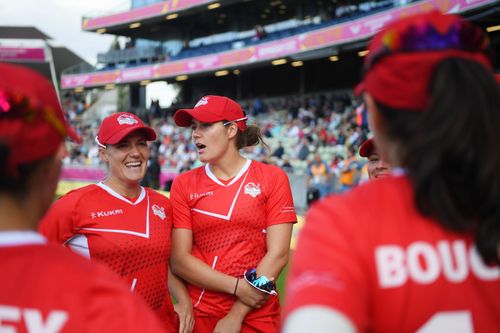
194,96,209,108
90,209,124,219
189,191,214,201
117,114,138,125
152,204,166,220
244,182,261,198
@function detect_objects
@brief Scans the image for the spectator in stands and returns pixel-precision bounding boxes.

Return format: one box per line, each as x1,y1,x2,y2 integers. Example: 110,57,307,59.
110,36,121,50
125,37,135,49
283,11,500,332
337,148,359,191
254,25,267,40
359,138,391,180
272,141,285,159
170,95,296,333
40,112,194,333
317,125,330,146
0,63,166,333
296,137,310,161
281,155,294,174
307,153,332,198
148,99,160,119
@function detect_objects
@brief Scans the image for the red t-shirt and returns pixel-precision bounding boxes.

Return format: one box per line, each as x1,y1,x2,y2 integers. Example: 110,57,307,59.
39,183,176,331
284,175,500,332
0,231,166,333
170,160,296,319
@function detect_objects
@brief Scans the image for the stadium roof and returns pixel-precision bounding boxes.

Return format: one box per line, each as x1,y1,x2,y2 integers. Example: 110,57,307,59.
0,26,52,40
0,26,88,85
82,0,233,34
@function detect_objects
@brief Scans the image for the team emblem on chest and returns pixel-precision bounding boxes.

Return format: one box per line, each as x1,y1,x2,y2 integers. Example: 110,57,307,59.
152,205,166,220
244,182,261,198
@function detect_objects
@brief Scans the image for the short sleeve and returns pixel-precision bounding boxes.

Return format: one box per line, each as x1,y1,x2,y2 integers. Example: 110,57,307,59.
284,196,368,332
170,176,193,229
266,167,297,226
39,191,81,244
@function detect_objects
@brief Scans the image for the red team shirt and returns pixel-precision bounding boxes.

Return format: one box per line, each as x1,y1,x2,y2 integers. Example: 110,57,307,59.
170,160,297,321
39,183,176,331
0,231,165,333
285,175,500,333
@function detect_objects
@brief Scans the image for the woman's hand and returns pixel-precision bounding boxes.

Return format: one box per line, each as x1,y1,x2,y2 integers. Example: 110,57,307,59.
235,278,269,308
173,300,194,333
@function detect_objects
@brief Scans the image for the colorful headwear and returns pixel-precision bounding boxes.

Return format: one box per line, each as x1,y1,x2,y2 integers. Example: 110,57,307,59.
0,63,81,174
96,112,156,146
174,95,247,132
355,10,492,111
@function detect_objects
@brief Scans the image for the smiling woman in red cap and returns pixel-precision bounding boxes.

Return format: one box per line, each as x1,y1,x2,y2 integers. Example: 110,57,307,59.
0,63,170,332
359,138,392,180
169,95,297,332
39,112,193,332
283,10,500,333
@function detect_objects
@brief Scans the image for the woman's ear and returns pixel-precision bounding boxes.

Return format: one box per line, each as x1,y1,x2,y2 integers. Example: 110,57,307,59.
98,147,109,163
226,122,238,140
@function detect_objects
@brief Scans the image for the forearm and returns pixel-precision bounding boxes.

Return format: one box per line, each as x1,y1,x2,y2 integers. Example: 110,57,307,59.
223,223,294,320
171,253,237,295
227,300,253,320
168,265,191,304
256,246,289,281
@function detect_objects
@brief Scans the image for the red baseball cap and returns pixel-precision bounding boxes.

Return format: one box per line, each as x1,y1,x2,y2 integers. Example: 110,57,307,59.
174,95,247,131
359,138,375,157
0,63,81,171
96,112,156,146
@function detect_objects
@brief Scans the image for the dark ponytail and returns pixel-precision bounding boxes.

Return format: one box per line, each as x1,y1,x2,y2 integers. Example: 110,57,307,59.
377,58,500,264
236,124,269,151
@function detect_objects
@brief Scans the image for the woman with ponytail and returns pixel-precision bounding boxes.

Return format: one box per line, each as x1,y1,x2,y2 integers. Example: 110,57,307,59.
284,10,500,333
169,95,297,332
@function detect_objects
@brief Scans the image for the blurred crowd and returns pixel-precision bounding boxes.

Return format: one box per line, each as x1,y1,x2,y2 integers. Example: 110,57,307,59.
64,91,371,196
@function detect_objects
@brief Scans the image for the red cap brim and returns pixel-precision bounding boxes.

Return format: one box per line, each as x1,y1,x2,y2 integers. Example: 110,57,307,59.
359,138,374,157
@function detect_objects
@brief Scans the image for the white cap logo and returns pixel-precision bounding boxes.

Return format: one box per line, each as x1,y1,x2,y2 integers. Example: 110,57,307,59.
117,114,139,125
194,96,209,108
